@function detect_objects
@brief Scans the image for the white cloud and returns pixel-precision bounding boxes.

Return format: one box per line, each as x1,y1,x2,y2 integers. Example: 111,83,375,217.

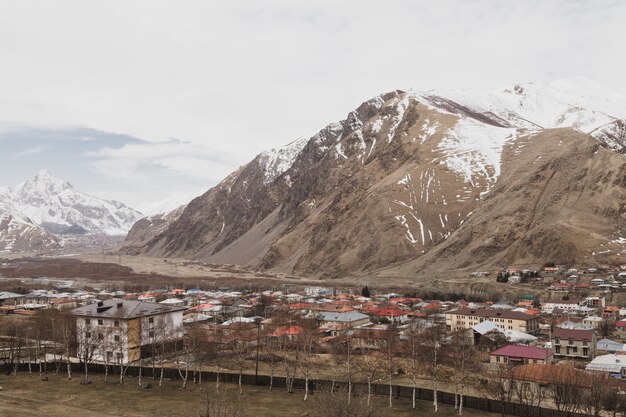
88,139,237,182
15,145,48,157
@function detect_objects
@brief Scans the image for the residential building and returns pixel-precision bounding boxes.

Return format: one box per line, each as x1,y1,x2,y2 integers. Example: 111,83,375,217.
445,308,540,335
552,327,596,360
586,354,626,378
316,311,371,328
72,299,185,364
489,344,554,365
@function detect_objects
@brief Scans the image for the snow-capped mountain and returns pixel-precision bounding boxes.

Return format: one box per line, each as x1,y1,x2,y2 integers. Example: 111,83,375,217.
1,170,143,236
122,77,626,277
0,199,59,253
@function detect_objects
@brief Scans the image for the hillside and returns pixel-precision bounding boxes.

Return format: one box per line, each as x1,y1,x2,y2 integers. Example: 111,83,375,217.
122,79,626,278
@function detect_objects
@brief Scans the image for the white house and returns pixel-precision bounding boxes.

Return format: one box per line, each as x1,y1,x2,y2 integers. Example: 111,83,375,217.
72,299,185,364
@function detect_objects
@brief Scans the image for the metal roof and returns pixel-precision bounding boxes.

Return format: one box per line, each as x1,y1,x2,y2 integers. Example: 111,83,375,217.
71,299,185,319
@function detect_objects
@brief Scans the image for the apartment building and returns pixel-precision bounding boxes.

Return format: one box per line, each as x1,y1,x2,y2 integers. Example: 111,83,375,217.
72,299,185,364
446,308,540,335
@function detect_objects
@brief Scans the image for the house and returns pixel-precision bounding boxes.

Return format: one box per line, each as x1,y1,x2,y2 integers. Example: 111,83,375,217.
551,327,596,360
316,311,371,328
471,320,537,346
72,299,185,364
582,316,604,329
367,307,409,323
0,292,24,306
445,308,540,335
489,344,554,366
615,320,626,337
597,338,626,353
586,354,626,378
541,300,582,315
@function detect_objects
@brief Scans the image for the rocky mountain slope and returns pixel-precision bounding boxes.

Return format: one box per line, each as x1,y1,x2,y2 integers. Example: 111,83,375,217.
123,78,626,278
0,171,144,252
0,202,59,253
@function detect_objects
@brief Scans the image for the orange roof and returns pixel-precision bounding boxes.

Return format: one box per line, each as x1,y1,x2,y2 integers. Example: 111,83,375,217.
369,308,408,317
270,325,306,337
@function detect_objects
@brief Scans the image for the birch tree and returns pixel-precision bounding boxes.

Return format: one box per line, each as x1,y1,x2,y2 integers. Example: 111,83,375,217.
421,324,446,412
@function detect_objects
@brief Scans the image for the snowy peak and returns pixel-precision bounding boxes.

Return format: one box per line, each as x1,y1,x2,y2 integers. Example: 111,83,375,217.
422,77,626,133
1,171,144,236
258,137,309,185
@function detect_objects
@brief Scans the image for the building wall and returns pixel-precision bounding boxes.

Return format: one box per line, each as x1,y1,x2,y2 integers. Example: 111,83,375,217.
446,312,539,335
75,309,184,365
553,334,597,359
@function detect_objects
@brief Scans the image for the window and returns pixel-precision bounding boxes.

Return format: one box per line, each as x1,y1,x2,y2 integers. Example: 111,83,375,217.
496,356,500,363
114,320,119,327
554,338,560,345
555,346,561,354
85,319,91,325
106,351,113,360
98,319,103,326
583,340,588,347
583,348,589,357
149,317,154,324
86,332,91,338
149,331,154,338
98,333,103,340
568,338,574,345
114,335,120,342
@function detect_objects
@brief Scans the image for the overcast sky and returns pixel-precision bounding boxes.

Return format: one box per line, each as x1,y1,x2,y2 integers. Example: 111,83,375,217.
1,0,625,209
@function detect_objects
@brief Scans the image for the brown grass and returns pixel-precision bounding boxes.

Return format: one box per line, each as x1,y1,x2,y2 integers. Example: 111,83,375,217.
0,372,495,417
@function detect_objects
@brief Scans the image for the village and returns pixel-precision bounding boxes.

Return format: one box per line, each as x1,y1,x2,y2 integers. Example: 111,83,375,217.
1,262,626,415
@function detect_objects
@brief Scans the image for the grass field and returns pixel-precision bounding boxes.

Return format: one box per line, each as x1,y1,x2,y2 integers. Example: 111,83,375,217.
0,372,496,417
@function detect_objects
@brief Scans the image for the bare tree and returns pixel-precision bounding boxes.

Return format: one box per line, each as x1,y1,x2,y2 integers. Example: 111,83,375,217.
55,311,76,380
306,386,389,417
76,317,99,381
448,330,480,415
298,319,318,401
549,366,583,417
511,379,545,417
261,334,280,391
229,338,249,395
580,372,607,417
190,387,245,417
0,316,25,376
402,321,426,409
355,350,384,406
380,325,399,408
421,324,446,412
481,366,514,417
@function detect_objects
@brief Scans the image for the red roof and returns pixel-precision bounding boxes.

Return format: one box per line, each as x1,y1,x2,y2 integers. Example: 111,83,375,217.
615,320,626,328
490,344,553,360
553,327,594,341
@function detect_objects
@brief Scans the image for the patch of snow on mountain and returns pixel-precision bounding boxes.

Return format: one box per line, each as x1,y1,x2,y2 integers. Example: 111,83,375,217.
258,137,309,185
438,119,517,187
427,77,626,133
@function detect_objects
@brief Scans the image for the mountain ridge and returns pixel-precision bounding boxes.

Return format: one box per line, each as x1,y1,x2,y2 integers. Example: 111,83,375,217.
123,79,626,278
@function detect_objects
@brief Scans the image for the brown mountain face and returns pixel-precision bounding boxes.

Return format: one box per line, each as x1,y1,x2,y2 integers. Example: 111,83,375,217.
380,129,626,278
122,86,626,279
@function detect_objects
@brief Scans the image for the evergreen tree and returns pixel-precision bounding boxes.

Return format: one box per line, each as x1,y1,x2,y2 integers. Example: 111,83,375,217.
361,286,371,298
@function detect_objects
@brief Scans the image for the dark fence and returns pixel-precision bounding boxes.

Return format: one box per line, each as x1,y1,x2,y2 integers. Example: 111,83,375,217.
14,362,587,417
